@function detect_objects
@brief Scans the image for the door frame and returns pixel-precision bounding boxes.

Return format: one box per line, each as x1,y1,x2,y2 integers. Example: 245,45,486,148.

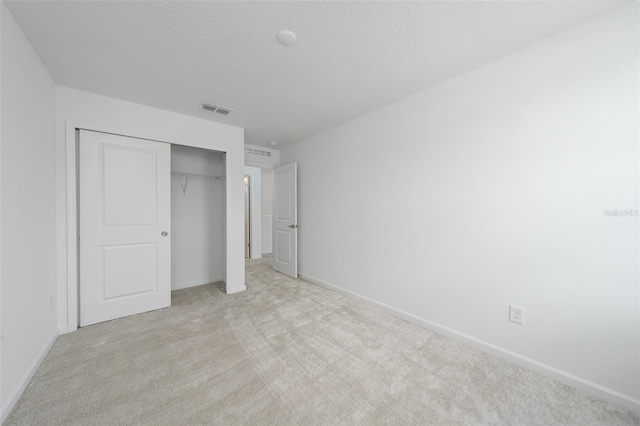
65,121,246,332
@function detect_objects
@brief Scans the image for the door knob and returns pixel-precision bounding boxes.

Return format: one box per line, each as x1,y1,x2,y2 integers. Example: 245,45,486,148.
161,231,168,237
288,224,297,229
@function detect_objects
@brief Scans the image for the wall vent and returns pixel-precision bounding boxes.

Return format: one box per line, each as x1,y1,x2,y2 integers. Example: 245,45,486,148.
245,147,272,158
201,101,234,115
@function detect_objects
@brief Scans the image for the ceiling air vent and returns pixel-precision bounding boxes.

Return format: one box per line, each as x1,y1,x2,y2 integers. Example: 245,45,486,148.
201,101,234,115
215,107,232,115
245,147,272,158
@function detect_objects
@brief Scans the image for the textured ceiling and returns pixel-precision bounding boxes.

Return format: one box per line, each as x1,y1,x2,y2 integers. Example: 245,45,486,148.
6,0,631,148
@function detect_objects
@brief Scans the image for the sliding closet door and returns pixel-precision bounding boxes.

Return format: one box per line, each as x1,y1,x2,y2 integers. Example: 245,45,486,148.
79,130,171,326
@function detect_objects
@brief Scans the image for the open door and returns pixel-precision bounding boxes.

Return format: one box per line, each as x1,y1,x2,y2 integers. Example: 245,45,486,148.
79,130,171,326
272,163,297,277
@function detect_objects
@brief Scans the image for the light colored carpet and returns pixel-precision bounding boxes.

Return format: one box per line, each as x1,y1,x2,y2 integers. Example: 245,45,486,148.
6,257,639,425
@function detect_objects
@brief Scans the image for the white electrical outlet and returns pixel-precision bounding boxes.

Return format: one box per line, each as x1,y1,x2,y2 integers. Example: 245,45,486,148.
509,305,524,325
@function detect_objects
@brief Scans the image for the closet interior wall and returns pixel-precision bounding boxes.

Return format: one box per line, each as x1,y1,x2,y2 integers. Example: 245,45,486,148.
171,145,225,290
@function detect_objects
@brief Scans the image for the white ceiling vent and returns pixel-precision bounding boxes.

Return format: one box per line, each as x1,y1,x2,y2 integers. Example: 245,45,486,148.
201,101,234,115
245,147,272,158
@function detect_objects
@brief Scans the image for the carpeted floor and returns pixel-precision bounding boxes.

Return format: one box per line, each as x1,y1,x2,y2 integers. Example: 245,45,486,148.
6,257,639,425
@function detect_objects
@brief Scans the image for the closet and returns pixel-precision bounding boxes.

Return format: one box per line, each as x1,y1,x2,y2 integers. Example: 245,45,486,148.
78,134,227,326
171,145,226,290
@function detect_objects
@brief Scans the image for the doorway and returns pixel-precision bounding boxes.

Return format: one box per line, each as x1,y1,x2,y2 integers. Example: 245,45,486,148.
261,168,273,255
243,166,262,259
244,175,251,258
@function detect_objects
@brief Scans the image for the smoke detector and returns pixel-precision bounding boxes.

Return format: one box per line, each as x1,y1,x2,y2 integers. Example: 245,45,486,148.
277,30,297,46
201,101,234,115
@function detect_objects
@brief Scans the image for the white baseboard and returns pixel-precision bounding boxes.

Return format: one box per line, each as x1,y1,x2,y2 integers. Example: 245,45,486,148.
299,272,640,414
1,329,58,423
225,285,247,294
171,276,223,291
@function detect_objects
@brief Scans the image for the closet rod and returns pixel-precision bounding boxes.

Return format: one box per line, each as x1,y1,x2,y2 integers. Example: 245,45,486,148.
172,172,225,195
171,171,224,179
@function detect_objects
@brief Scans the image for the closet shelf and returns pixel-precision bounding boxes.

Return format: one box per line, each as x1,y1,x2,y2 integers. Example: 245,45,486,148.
171,171,224,179
172,171,225,195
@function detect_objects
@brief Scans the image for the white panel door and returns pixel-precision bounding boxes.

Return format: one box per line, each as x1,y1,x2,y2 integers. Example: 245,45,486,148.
79,130,171,326
272,163,297,277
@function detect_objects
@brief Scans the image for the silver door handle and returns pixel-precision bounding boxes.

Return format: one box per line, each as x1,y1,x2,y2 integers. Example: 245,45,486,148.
161,231,168,237
288,224,297,229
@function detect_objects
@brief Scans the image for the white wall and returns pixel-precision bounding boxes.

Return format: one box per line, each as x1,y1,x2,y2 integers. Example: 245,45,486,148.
171,145,225,290
282,4,639,411
1,2,58,419
56,86,246,331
